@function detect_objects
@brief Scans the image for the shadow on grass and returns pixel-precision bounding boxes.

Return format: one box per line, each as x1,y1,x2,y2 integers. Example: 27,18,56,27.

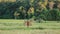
0,27,45,30
30,27,44,30
0,27,60,30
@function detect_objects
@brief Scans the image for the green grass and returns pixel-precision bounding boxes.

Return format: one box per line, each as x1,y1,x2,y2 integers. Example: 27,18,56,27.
0,19,60,30
0,19,60,34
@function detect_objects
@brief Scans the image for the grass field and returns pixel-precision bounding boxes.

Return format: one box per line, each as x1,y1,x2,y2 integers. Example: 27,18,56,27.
0,19,60,34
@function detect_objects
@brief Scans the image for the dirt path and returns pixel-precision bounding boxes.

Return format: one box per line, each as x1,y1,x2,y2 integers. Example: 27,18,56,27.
0,29,60,34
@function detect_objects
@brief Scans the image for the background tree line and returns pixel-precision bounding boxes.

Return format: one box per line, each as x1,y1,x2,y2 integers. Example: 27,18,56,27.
0,0,60,21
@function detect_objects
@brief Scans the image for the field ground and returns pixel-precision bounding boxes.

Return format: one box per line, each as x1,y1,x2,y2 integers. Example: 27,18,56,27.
0,19,60,34
0,29,60,34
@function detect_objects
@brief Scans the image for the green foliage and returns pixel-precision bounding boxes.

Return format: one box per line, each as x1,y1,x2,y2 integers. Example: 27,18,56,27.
0,1,60,21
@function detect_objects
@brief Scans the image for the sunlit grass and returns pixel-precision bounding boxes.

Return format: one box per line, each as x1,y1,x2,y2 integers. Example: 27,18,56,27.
0,19,60,30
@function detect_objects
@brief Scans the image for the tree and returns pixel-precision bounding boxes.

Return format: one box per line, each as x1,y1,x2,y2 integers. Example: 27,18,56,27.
14,11,20,19
19,6,27,19
48,1,55,10
27,6,34,19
